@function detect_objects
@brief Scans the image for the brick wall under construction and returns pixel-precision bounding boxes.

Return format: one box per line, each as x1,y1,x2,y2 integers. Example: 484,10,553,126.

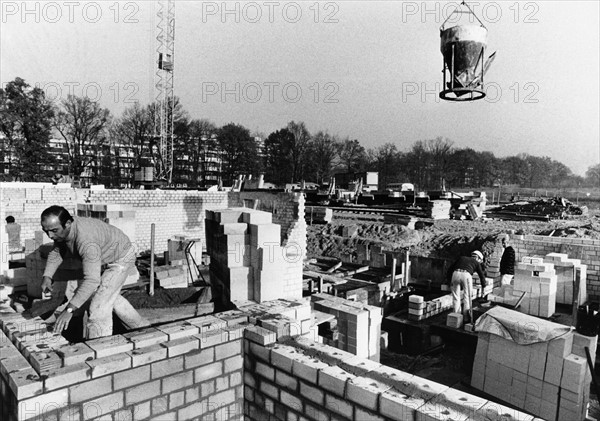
0,183,307,283
511,235,600,301
1,295,535,421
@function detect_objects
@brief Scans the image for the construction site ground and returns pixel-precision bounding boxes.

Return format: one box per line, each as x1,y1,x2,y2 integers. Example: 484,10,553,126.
306,206,600,419
306,207,600,260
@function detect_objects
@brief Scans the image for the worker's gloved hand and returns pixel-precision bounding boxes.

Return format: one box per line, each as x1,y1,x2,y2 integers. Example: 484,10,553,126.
41,276,53,295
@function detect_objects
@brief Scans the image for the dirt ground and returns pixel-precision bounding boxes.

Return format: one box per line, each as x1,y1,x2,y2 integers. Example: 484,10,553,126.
306,209,600,261
306,209,600,418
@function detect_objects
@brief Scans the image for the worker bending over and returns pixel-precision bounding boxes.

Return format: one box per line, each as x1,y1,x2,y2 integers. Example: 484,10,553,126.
40,205,148,339
447,250,487,322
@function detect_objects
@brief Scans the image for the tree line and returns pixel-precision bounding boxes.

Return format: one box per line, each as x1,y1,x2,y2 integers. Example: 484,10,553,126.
1,77,598,189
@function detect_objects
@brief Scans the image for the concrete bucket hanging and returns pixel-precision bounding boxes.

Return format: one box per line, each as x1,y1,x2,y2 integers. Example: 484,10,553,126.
439,1,496,101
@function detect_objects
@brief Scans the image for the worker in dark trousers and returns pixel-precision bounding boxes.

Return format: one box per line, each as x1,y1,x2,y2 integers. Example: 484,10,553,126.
447,251,487,323
499,234,516,286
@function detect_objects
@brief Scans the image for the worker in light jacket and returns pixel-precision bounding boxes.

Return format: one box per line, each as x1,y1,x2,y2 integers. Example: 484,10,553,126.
447,251,487,322
40,205,148,339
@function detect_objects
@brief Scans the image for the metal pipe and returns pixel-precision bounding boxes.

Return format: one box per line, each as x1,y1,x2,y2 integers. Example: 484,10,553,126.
149,223,156,296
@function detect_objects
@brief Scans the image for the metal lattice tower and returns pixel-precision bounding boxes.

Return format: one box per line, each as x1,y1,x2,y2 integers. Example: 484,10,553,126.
154,0,175,183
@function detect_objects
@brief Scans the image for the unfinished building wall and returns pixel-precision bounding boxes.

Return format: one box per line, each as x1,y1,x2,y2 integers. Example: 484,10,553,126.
511,235,600,301
1,185,306,284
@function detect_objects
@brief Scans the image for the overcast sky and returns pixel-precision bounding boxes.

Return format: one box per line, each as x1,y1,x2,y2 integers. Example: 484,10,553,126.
1,1,598,175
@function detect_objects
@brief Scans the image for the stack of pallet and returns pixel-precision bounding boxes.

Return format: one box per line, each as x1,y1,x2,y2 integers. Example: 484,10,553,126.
472,327,597,421
544,252,587,305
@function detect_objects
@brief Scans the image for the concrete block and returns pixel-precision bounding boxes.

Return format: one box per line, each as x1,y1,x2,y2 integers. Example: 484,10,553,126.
156,321,199,341
215,209,243,224
346,376,392,411
446,313,463,329
221,223,248,235
560,353,587,393
544,353,564,386
7,367,44,400
380,388,426,421
128,344,168,367
547,332,573,358
122,327,169,349
242,210,272,225
42,362,91,391
526,376,543,397
87,352,132,378
476,401,535,421
55,342,95,366
249,223,281,247
86,335,133,358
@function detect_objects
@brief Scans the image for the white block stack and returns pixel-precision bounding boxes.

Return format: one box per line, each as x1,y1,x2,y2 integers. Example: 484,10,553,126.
471,330,597,421
513,256,557,317
311,293,382,361
207,208,302,303
544,252,587,306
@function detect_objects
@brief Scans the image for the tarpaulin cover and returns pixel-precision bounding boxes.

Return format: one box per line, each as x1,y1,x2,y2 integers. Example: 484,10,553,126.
474,306,572,345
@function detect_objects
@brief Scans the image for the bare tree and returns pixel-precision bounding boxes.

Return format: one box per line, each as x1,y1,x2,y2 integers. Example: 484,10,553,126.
337,137,367,173
54,95,110,178
111,102,153,168
286,121,311,182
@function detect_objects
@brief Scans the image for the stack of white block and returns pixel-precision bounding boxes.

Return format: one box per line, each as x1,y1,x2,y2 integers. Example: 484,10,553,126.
544,252,587,305
311,293,382,361
514,256,557,317
206,208,285,303
471,330,597,421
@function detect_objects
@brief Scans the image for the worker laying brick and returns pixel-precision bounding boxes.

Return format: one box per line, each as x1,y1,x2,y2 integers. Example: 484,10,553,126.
447,250,487,323
39,205,148,339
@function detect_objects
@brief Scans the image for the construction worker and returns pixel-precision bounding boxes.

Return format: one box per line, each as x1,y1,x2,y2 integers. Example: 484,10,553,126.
447,251,487,322
499,234,516,286
40,205,148,339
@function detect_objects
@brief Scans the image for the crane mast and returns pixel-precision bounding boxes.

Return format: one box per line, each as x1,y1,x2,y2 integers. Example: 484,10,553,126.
154,0,175,183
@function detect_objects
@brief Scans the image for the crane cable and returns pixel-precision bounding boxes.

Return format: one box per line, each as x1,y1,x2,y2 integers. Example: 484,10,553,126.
440,1,487,32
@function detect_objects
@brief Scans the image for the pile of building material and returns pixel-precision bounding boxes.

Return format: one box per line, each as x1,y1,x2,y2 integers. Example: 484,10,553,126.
311,293,382,361
408,294,453,321
403,199,452,219
544,252,587,305
206,208,302,303
152,265,188,289
471,307,597,421
489,256,557,318
305,206,333,224
486,197,587,221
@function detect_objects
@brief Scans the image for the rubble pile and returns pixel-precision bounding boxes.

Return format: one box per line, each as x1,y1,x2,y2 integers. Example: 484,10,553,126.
488,197,587,220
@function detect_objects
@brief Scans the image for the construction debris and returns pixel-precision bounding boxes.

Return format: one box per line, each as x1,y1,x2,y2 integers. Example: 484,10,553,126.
486,197,588,221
